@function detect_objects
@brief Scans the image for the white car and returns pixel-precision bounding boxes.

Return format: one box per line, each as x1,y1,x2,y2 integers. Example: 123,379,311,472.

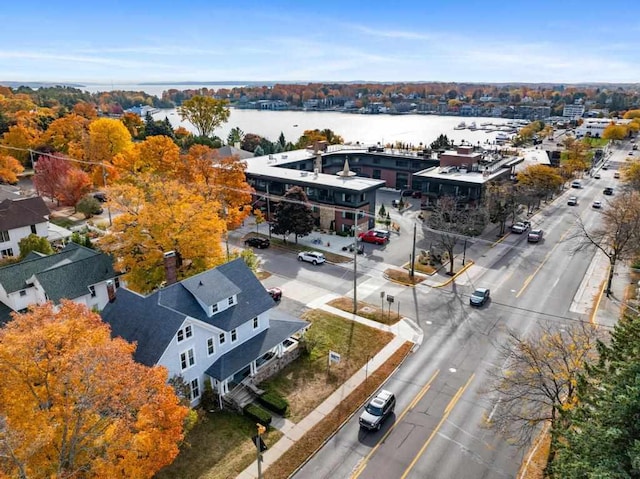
297,251,326,265
593,200,602,209
511,221,530,234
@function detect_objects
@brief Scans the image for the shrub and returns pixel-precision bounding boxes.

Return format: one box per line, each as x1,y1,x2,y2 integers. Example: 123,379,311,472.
258,391,289,415
76,195,103,219
244,403,272,426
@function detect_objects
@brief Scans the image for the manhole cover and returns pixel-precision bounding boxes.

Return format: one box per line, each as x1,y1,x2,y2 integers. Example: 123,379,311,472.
360,306,376,314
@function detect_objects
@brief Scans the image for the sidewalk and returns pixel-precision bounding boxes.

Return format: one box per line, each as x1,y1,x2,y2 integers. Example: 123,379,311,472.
237,300,422,479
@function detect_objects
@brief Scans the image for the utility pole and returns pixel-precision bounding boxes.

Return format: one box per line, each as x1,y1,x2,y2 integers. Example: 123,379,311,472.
353,210,358,313
462,239,467,266
410,222,417,278
266,183,271,239
101,163,112,226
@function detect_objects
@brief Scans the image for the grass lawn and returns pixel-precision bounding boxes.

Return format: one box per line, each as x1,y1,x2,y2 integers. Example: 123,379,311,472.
327,296,402,325
260,309,394,422
155,410,282,479
583,137,609,148
384,267,426,286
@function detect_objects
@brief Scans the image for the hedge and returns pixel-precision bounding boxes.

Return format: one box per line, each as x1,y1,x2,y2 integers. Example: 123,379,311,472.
244,403,272,426
258,391,289,415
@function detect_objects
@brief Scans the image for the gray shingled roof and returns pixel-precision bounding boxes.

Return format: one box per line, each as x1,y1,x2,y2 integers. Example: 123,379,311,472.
215,145,254,160
101,258,290,367
0,301,15,326
205,315,309,380
182,269,240,308
0,243,116,301
101,288,185,366
0,197,49,230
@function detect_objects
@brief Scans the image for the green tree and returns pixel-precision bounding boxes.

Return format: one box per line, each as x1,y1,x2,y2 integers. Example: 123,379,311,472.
430,134,452,150
227,126,245,146
178,96,230,137
18,234,53,258
271,186,315,244
76,195,103,218
485,182,518,235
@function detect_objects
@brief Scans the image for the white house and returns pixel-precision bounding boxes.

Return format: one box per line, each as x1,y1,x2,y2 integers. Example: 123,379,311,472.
0,242,121,324
101,256,308,406
0,197,50,258
575,118,631,138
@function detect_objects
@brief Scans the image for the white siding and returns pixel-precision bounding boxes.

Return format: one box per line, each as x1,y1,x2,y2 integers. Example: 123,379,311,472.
0,222,48,258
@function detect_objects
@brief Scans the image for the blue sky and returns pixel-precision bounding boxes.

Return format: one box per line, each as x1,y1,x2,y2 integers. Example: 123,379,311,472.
1,0,639,84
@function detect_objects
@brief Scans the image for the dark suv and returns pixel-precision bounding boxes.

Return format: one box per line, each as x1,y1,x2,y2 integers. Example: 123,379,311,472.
359,389,395,430
244,237,270,249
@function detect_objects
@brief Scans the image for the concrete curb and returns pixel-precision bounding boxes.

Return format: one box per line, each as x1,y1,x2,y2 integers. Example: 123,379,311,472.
431,260,475,288
590,265,609,324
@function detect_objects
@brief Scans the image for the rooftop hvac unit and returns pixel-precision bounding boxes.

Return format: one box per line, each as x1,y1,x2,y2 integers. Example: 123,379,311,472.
314,168,319,178
281,154,288,159
300,171,308,176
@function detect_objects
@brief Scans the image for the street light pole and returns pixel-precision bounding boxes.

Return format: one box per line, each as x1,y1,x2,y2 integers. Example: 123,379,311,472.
266,183,271,239
462,239,467,266
410,222,417,278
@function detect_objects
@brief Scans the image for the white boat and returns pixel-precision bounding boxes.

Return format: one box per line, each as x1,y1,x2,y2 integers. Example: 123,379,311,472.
454,122,466,130
468,122,477,131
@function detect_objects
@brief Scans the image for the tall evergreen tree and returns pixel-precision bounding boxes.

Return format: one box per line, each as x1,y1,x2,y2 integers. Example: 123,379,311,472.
271,186,315,244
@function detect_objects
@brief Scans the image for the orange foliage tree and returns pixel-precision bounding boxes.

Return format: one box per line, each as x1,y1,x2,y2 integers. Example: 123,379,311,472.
42,114,89,154
99,177,227,292
0,154,24,184
179,144,253,229
58,167,92,209
1,124,40,165
0,301,188,478
112,135,181,179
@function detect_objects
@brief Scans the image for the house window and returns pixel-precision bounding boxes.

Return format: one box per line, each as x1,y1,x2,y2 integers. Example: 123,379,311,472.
114,277,120,288
372,169,381,179
89,285,96,298
0,248,13,257
219,332,226,345
0,231,8,242
207,337,215,355
180,349,195,370
212,304,218,313
231,329,237,342
177,325,193,343
253,317,259,329
228,296,234,306
190,378,200,400
30,225,37,234
19,290,26,297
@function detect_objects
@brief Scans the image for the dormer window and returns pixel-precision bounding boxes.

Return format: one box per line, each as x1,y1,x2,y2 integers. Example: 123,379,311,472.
89,286,96,298
177,325,193,343
228,296,235,306
212,304,218,313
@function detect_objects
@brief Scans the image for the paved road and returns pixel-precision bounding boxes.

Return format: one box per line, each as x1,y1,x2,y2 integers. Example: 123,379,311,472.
292,158,614,478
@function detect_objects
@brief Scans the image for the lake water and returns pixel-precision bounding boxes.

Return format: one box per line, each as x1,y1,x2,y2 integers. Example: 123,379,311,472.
153,108,514,147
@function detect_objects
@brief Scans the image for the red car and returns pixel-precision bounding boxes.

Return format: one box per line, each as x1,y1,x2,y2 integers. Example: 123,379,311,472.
358,230,389,245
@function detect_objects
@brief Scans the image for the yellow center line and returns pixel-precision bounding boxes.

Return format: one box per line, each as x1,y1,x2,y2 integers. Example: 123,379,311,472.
351,370,440,479
516,227,573,298
400,373,475,479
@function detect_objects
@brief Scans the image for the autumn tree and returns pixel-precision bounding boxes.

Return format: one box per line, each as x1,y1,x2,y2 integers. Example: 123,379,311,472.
516,164,563,207
0,301,188,478
99,178,226,293
178,96,230,137
271,186,315,244
295,128,343,149
241,133,264,153
621,160,640,190
113,135,181,179
1,124,39,165
72,101,98,119
32,154,70,203
86,117,132,168
57,167,92,209
602,123,627,141
120,111,145,138
18,234,53,258
42,114,88,154
0,154,24,184
571,190,640,296
562,136,590,176
178,145,253,230
484,321,600,451
485,182,519,235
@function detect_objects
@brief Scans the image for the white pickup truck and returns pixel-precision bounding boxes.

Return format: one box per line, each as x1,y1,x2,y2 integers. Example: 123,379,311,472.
511,221,531,234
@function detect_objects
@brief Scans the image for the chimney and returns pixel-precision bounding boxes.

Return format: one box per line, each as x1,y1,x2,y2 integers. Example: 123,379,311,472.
234,141,241,149
106,280,116,303
163,251,178,285
315,152,322,174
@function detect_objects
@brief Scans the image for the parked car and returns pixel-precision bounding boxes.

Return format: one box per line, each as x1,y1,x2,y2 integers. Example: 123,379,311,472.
359,389,396,431
594,173,601,179
633,144,638,150
372,228,391,240
571,180,582,188
592,200,602,209
602,164,609,170
568,196,578,206
614,172,621,179
470,288,490,306
411,191,422,198
297,251,326,265
511,221,531,234
93,192,107,202
358,230,389,245
527,229,543,243
267,287,282,301
244,237,270,249
401,189,414,197
603,187,614,196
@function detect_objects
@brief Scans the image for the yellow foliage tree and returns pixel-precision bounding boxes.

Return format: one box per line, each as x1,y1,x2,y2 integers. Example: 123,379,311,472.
113,135,181,179
517,164,564,199
602,123,628,141
0,154,24,184
1,124,40,165
99,178,227,292
623,109,640,119
0,301,188,478
621,161,640,191
86,118,133,167
42,113,89,154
